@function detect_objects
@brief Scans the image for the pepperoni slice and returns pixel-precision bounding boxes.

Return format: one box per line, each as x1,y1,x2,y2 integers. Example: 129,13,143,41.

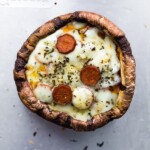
80,65,100,86
52,84,72,105
56,34,76,54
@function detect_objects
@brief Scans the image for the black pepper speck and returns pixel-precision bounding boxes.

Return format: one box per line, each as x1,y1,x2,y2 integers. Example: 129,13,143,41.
97,141,104,147
33,131,37,137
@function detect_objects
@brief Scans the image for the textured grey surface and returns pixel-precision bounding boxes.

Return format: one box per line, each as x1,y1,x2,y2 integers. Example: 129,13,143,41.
0,0,150,150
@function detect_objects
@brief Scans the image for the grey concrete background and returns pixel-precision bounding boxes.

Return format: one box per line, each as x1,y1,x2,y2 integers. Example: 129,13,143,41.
0,0,149,150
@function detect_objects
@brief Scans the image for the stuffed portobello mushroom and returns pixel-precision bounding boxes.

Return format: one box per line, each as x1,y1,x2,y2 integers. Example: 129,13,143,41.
14,11,136,131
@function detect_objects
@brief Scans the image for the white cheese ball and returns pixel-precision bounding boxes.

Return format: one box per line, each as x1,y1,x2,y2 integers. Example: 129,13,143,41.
72,87,93,109
34,84,52,103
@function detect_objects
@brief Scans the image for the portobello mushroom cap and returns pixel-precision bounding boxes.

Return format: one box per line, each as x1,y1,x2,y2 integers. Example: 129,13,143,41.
14,11,136,131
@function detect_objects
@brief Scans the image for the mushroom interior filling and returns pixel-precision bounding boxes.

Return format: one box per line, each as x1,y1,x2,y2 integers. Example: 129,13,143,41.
25,21,121,121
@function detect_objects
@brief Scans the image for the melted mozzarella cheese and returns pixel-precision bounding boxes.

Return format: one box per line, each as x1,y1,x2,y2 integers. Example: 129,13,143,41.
34,84,52,103
94,89,117,112
26,21,121,121
98,74,121,88
72,87,93,109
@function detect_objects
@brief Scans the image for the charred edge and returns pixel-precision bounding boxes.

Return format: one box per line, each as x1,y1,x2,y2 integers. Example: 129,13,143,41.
73,11,88,23
108,117,114,122
27,36,39,48
115,36,133,57
73,11,80,18
15,79,25,92
65,116,72,128
87,120,95,131
97,113,113,128
50,113,70,128
74,17,96,27
119,83,126,91
36,108,46,119
73,12,101,29
33,27,48,39
32,23,54,39
20,45,28,53
53,17,64,29
53,16,73,30
36,108,67,128
74,17,87,23
32,26,41,35
52,114,63,126
15,56,27,72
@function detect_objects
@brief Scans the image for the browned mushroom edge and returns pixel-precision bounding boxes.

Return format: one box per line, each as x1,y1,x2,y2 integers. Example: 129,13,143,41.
13,11,136,131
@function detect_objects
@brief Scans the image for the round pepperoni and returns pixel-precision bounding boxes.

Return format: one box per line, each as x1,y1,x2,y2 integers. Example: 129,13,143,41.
56,34,76,54
52,84,72,105
80,65,100,86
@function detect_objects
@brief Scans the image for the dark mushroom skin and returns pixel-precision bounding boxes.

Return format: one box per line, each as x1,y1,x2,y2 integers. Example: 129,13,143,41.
14,11,136,131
